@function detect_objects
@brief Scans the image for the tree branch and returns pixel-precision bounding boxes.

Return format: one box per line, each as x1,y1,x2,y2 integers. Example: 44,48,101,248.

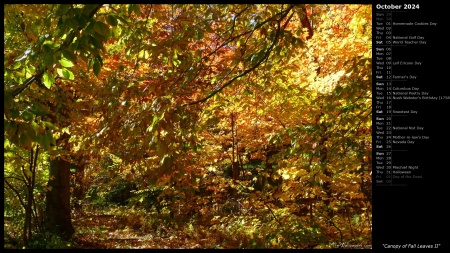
9,4,103,99
300,5,314,40
11,69,45,98
4,178,27,211
182,6,294,106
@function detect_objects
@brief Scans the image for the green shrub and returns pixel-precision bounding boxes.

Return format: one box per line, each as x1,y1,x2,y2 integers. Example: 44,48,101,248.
25,232,73,249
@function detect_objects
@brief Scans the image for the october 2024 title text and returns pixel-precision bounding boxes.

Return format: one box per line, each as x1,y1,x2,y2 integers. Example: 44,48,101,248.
376,4,420,9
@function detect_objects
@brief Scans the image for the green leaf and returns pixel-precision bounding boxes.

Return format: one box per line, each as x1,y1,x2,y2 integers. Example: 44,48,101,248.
31,121,39,133
147,115,159,133
44,121,58,130
9,109,20,119
43,40,60,50
31,102,49,116
92,31,107,43
107,14,118,26
139,50,150,59
61,127,71,134
128,4,141,16
243,89,253,95
59,57,74,68
19,133,33,149
22,111,34,121
94,21,110,38
4,138,11,148
93,58,101,76
128,4,133,15
56,4,71,15
4,151,15,158
90,35,104,50
57,68,64,78
133,4,141,15
66,18,79,30
49,134,56,146
62,68,74,80
40,132,50,149
44,131,56,147
43,53,56,68
62,50,77,64
12,61,21,69
112,26,121,38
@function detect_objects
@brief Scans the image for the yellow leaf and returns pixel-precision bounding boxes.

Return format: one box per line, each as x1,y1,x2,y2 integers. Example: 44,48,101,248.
297,169,309,177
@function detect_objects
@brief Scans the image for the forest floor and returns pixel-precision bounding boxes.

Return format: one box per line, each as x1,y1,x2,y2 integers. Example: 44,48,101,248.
71,207,226,249
5,204,371,249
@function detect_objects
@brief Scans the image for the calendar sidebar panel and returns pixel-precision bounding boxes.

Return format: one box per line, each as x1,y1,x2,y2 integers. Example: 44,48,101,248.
373,3,448,250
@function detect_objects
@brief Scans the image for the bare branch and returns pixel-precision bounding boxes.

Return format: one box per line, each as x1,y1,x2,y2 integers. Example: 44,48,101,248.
4,178,27,211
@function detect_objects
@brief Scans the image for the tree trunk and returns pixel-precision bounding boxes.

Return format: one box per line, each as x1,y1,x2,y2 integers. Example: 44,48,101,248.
23,183,31,245
45,157,75,239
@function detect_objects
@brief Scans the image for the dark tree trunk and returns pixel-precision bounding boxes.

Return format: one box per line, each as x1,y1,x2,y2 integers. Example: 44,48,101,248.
45,157,75,239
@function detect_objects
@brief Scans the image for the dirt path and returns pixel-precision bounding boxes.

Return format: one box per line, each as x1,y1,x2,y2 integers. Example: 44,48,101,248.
71,213,208,249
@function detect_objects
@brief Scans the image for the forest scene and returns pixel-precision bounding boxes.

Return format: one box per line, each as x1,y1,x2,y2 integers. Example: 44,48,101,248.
4,4,372,249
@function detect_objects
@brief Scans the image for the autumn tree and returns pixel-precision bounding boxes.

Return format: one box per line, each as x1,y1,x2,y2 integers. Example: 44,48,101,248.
5,3,110,240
